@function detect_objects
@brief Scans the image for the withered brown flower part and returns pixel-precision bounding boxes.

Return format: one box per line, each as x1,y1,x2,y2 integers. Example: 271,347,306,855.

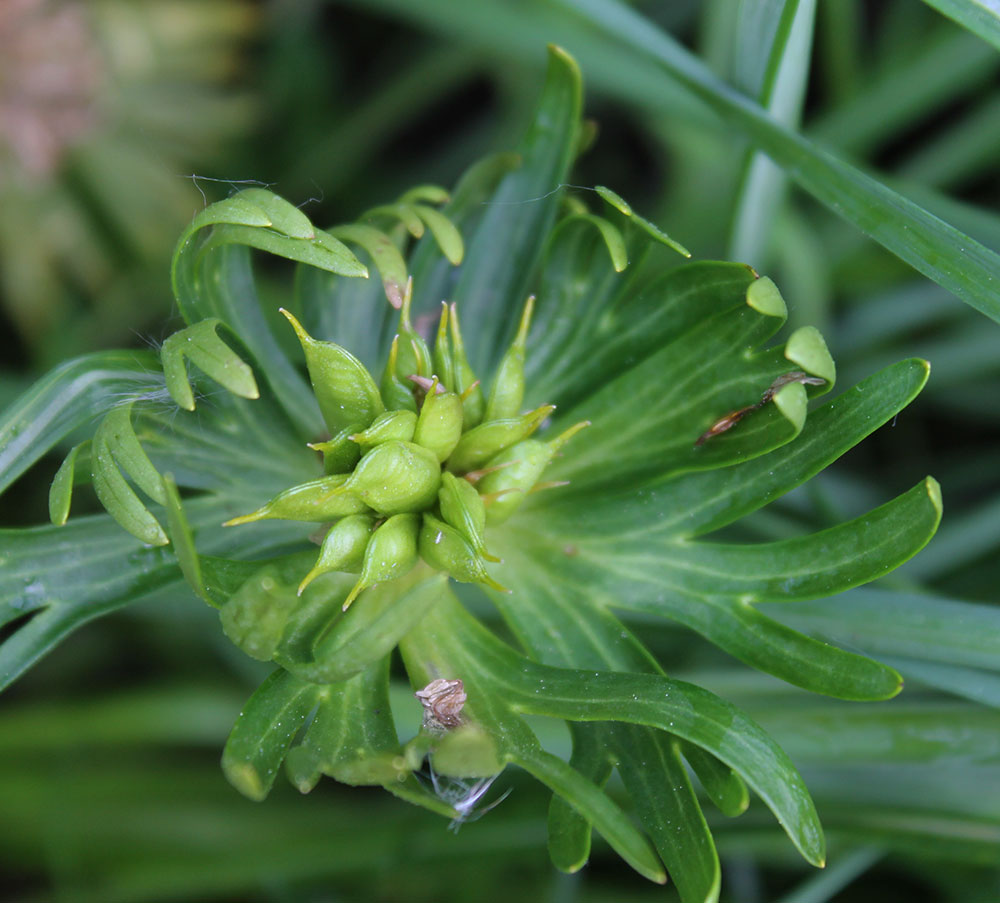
696,371,826,446
415,678,467,731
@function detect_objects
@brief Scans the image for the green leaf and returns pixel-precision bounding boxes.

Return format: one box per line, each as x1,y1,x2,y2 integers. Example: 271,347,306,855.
515,745,667,884
174,242,323,436
222,668,327,801
542,358,930,539
169,191,370,436
328,222,409,301
594,186,690,257
681,740,750,818
0,350,161,495
408,151,521,319
487,533,724,901
609,478,942,604
161,318,259,411
412,203,464,265
556,0,1000,325
401,591,826,869
281,572,447,684
767,588,1000,706
294,249,393,376
91,404,168,546
233,188,317,239
0,515,175,691
551,274,808,489
505,473,939,699
48,441,88,526
448,45,582,370
546,723,614,873
161,474,204,603
920,0,1000,52
365,201,426,237
610,726,720,900
285,657,408,792
729,0,816,264
0,498,308,693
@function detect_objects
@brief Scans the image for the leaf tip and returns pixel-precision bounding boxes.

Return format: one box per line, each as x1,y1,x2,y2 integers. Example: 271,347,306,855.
924,475,943,516
785,326,836,384
746,276,787,319
223,760,268,802
772,381,807,433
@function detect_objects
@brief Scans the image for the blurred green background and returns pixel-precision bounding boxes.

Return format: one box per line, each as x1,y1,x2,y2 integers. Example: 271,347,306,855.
2,1,1000,901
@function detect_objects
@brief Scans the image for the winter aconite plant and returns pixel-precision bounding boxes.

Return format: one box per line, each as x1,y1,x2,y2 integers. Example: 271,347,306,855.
0,50,941,902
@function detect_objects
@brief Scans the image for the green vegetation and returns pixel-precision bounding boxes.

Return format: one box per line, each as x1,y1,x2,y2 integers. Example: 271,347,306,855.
2,3,999,902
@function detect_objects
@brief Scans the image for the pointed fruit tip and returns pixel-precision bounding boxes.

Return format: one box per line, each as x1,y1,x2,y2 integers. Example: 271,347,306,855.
342,582,363,611
515,295,535,345
481,575,510,594
279,307,310,343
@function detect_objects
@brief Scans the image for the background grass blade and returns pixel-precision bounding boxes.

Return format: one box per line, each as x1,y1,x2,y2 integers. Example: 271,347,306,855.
920,0,1000,52
556,0,1000,324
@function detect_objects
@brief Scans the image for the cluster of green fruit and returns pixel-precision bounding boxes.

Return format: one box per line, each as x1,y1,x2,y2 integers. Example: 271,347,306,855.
225,282,587,608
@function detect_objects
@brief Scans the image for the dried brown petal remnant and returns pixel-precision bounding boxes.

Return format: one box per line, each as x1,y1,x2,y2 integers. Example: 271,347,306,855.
696,371,826,446
415,678,467,730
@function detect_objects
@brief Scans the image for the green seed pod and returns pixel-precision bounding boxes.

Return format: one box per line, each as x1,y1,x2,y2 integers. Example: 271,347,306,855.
432,302,456,391
280,309,384,435
438,472,497,562
382,279,432,404
419,513,507,591
484,295,534,422
413,378,464,463
308,428,361,474
381,335,418,412
343,440,441,515
477,440,546,525
297,514,377,595
448,304,484,428
223,473,369,526
446,404,555,474
350,410,417,451
478,421,589,524
343,513,420,609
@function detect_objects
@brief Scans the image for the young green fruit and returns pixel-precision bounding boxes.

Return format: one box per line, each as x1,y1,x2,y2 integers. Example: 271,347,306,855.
419,513,507,591
438,472,497,562
350,410,418,451
448,303,484,428
343,513,420,609
446,404,555,474
477,421,589,525
308,428,361,474
414,379,464,463
432,301,456,390
280,309,384,435
297,514,377,595
484,294,533,421
381,335,419,412
342,440,441,515
223,473,369,525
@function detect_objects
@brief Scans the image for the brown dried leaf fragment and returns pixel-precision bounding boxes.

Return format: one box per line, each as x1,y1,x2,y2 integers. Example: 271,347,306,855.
415,678,467,731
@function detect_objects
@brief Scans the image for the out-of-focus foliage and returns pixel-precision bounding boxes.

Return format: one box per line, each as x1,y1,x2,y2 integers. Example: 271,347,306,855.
0,0,258,367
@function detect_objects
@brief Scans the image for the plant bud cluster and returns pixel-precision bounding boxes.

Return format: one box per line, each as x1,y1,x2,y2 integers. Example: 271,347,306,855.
225,282,587,609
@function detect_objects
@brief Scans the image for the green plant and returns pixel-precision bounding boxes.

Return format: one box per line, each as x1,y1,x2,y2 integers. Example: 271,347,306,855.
0,44,949,902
